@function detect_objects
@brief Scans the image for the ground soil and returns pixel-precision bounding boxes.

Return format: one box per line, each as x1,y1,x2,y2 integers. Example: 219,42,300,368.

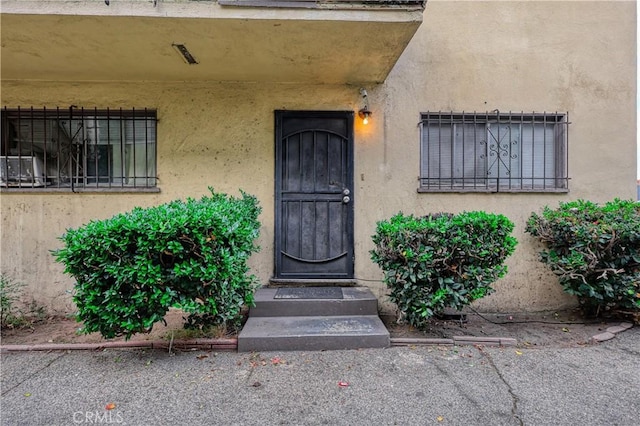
1,307,628,349
380,309,619,348
0,309,234,346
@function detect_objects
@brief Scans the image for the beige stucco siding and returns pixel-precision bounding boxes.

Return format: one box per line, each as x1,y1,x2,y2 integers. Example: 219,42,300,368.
0,82,360,311
1,0,636,314
362,0,637,311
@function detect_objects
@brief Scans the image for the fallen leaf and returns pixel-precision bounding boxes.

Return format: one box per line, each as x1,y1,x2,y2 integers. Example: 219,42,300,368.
196,354,209,360
338,381,349,387
252,381,262,388
105,403,116,411
24,393,31,397
437,416,444,422
515,350,523,356
562,327,570,332
271,357,282,365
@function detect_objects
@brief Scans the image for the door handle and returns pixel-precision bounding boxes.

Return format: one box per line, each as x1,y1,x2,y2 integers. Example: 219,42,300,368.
342,188,351,204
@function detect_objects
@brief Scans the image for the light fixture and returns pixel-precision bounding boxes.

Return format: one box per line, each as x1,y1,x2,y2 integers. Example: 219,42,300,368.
359,108,372,125
172,43,198,65
358,88,372,125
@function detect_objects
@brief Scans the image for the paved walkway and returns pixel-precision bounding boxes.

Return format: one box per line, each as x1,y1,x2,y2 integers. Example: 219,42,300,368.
1,327,638,425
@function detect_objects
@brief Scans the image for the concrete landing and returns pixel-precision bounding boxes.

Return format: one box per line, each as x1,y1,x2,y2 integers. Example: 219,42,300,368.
249,287,378,317
238,315,390,352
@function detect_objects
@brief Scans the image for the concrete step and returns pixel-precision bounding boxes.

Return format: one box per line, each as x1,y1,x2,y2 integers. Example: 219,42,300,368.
249,286,379,317
238,315,390,352
268,278,357,287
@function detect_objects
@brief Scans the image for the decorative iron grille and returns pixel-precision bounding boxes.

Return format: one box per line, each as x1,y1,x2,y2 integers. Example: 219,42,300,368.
1,107,157,191
419,111,569,192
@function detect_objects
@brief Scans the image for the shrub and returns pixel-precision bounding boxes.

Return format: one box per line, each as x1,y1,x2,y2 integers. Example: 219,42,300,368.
526,199,640,318
0,273,26,329
53,188,261,339
371,211,517,329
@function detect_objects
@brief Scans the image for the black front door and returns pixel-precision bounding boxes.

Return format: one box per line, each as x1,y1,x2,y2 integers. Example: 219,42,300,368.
274,111,354,279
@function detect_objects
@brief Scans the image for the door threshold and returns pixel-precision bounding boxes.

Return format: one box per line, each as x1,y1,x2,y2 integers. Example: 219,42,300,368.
268,278,358,288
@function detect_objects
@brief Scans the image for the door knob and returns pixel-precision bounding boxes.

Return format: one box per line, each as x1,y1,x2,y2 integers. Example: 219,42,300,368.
342,189,350,196
342,196,351,204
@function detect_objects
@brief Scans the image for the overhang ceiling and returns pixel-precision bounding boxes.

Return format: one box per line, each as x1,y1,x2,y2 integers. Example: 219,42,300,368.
0,0,425,84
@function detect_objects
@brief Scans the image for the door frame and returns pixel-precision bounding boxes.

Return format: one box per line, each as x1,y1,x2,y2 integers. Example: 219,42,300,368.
273,110,355,280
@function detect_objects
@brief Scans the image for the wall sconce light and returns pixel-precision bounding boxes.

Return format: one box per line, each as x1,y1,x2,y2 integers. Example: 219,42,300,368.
172,43,198,65
358,88,372,125
359,108,372,125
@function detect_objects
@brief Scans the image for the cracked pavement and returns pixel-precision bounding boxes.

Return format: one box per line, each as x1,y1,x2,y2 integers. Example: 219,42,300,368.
1,327,638,425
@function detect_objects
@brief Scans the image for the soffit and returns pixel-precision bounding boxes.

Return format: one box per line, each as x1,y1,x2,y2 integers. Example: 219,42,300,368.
0,1,425,84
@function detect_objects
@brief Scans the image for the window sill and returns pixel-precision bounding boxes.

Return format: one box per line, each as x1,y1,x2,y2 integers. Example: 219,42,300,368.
417,187,569,194
1,187,161,194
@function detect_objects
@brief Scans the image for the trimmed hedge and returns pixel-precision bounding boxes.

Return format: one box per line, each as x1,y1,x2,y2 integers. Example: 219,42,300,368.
371,211,517,329
53,189,261,339
526,199,640,317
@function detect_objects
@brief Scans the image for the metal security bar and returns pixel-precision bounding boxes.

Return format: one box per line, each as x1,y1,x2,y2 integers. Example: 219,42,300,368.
1,107,157,191
419,111,569,193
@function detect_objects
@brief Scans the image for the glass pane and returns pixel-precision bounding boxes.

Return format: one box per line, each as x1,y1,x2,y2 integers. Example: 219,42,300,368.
454,122,487,184
423,123,452,182
422,121,488,188
486,123,521,187
1,109,157,189
420,112,566,192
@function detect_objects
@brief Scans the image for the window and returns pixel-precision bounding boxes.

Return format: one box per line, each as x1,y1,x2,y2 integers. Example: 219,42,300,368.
1,107,157,190
419,111,569,192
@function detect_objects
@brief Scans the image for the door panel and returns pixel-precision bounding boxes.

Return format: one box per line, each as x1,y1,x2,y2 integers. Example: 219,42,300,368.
275,111,354,279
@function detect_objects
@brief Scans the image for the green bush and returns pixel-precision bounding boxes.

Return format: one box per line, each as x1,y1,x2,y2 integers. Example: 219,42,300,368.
371,211,517,329
53,188,261,339
526,199,640,317
0,273,26,329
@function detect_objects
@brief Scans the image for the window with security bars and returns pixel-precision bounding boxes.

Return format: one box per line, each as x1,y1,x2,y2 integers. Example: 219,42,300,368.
1,107,157,190
419,112,569,192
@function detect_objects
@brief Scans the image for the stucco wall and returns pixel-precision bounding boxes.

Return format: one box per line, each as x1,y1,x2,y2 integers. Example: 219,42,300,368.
359,0,637,312
1,0,636,314
0,82,363,312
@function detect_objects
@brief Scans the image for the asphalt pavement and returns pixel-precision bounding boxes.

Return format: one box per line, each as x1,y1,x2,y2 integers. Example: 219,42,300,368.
1,327,638,426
